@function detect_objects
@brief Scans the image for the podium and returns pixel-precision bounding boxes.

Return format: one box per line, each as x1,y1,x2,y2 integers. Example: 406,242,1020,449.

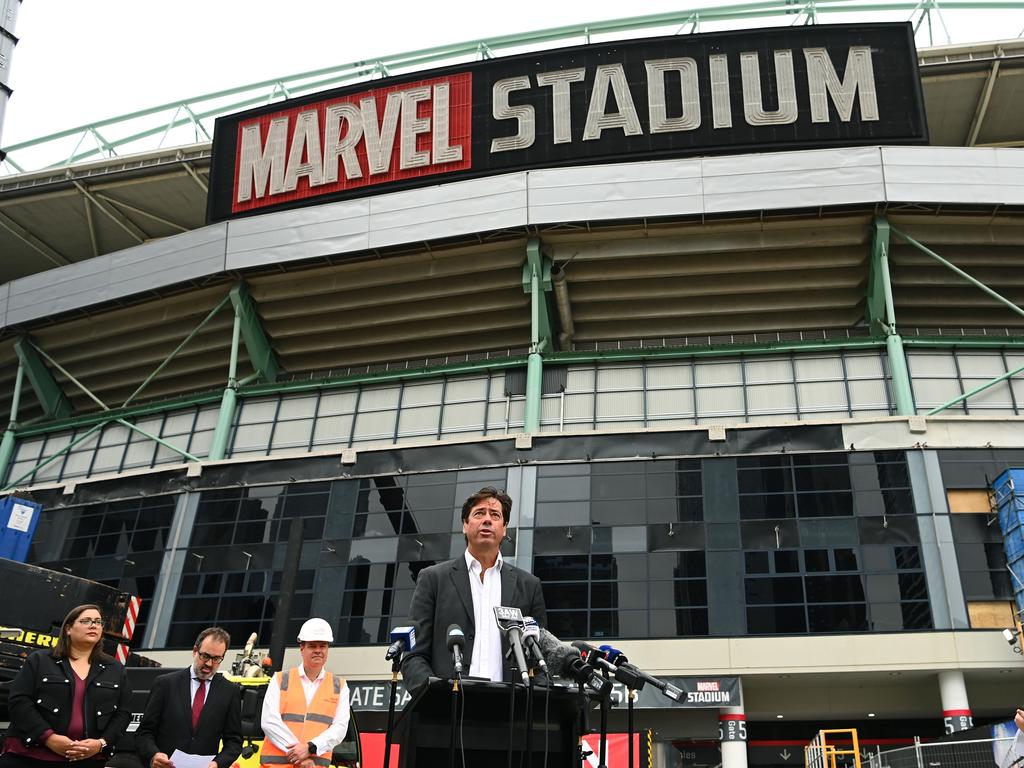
396,678,584,768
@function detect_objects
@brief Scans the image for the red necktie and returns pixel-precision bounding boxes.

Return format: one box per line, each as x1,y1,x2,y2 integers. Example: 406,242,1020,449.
191,679,206,729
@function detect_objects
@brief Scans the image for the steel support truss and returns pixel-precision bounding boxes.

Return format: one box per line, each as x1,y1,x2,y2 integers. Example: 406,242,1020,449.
1,281,280,488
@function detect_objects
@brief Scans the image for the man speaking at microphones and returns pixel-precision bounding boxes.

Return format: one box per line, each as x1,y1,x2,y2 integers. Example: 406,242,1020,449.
401,487,546,691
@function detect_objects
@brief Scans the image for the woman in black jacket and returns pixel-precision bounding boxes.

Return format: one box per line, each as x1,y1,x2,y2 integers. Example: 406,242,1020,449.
0,604,132,768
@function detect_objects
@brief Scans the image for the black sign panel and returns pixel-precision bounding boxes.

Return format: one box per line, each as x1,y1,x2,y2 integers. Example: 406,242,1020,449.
207,22,926,222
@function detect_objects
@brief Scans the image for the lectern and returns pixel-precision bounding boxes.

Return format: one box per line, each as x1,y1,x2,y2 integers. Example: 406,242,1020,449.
395,678,583,768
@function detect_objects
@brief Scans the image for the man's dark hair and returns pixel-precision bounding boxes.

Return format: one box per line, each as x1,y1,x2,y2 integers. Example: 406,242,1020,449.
194,626,231,650
461,487,512,525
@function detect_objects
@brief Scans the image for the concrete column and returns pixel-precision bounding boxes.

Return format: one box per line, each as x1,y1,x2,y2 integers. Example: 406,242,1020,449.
938,669,973,733
720,703,749,768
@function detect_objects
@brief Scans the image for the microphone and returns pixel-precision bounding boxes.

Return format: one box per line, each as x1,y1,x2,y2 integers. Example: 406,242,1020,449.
536,627,582,678
493,606,530,685
600,643,682,701
446,624,465,676
571,640,608,663
385,626,416,661
536,628,611,699
521,617,547,671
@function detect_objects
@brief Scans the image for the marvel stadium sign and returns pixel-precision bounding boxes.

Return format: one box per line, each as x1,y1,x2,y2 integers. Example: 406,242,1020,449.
207,23,925,222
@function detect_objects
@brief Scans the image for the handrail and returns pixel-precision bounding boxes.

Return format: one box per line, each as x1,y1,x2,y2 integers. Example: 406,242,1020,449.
1,0,1022,173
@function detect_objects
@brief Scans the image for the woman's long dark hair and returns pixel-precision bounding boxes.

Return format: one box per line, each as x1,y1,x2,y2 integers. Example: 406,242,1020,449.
52,603,107,663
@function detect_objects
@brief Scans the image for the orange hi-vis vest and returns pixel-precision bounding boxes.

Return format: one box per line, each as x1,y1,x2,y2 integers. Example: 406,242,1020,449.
260,668,344,768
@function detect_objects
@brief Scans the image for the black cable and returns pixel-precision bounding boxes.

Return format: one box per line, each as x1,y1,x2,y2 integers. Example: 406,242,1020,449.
506,678,516,768
458,675,466,768
542,681,550,768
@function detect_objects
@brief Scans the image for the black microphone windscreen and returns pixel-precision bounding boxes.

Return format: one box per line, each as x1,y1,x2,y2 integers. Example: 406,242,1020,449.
538,627,581,677
446,624,465,651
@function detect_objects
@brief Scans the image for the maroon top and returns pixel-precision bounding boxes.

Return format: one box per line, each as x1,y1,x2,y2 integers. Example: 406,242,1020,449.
2,668,89,762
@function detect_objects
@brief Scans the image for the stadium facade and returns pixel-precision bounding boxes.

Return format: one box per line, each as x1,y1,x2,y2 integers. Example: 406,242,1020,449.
2,9,1024,767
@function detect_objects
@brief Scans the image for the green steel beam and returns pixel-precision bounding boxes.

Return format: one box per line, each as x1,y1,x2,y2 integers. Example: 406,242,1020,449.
208,307,244,461
926,359,1024,416
15,333,1024,446
229,283,279,384
2,422,106,492
0,363,25,485
4,0,1023,172
13,337,73,420
116,418,200,463
890,226,1024,322
122,291,233,407
866,217,890,335
523,238,553,433
868,217,914,416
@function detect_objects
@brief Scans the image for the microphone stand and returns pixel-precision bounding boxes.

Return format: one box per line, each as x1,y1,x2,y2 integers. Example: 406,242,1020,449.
383,652,402,768
597,668,610,768
449,673,461,768
523,668,535,768
506,654,520,768
627,689,636,768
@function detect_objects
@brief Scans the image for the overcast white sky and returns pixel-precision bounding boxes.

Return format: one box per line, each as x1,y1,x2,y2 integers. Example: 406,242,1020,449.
3,0,1023,150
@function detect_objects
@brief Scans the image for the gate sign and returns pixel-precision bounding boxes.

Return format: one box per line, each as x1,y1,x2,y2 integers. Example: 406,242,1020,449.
346,676,740,711
208,22,926,222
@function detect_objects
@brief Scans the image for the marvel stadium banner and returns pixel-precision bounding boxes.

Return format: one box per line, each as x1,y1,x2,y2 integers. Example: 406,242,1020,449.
207,23,925,222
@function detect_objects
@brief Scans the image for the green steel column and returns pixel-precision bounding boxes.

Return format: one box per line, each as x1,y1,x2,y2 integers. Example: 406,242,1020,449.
208,307,243,461
523,238,552,433
0,364,25,484
873,217,915,416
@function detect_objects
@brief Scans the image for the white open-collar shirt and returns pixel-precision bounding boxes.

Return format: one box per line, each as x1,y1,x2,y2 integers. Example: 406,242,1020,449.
465,548,504,682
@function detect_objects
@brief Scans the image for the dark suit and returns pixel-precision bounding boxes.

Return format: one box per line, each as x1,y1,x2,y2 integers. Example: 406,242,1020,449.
401,555,546,691
135,669,242,768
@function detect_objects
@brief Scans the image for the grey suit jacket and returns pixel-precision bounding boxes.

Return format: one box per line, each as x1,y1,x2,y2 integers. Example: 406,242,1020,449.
401,554,546,691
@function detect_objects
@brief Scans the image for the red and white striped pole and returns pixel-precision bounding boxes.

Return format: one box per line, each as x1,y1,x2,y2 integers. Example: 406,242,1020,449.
116,595,141,664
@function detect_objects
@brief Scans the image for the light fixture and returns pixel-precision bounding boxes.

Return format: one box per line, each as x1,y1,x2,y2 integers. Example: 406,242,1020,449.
776,714,784,719
868,713,876,718
1004,628,1023,654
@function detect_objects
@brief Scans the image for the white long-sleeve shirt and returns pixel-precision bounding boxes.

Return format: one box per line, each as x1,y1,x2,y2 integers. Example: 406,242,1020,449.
465,548,504,682
260,667,351,755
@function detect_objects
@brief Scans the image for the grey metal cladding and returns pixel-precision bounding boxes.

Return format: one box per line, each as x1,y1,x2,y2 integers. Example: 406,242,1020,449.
108,223,228,297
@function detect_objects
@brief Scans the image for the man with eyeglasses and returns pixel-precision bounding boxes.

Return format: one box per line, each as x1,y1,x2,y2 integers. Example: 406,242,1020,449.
137,627,242,768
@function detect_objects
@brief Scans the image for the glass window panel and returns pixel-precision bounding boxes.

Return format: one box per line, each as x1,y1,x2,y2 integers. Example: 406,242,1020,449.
444,377,487,401
804,550,830,572
398,382,443,407
352,411,398,443
276,396,318,419
745,576,804,604
359,386,401,410
898,572,929,600
591,499,645,525
794,356,844,381
595,391,643,420
745,551,770,574
565,367,596,392
312,415,352,445
396,406,441,436
696,386,744,417
537,475,590,502
162,411,198,435
349,537,399,562
900,601,933,629
91,446,125,473
543,582,588,607
317,391,358,416
695,362,742,387
806,574,865,602
646,363,692,389
596,366,643,390
590,473,643,501
955,353,1005,377
849,380,890,410
739,494,795,520
744,358,792,385
834,549,858,571
62,450,94,478
798,381,848,412
961,380,1013,408
845,354,884,378
747,606,806,634
611,526,647,553
746,384,796,415
233,423,273,453
913,380,965,412
441,402,485,433
547,611,588,638
647,389,695,420
908,353,958,377
798,493,854,518
808,603,868,632
534,555,590,582
271,419,314,450
535,501,590,527
882,489,915,515
774,550,800,573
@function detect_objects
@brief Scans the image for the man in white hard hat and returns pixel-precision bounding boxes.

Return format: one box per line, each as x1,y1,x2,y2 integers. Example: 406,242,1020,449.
259,618,350,768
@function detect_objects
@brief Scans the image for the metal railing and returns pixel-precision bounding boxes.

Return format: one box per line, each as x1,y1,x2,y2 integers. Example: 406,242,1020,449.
2,0,1023,174
865,735,1019,768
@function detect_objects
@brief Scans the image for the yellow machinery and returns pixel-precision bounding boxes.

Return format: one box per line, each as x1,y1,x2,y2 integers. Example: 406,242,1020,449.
805,729,861,768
